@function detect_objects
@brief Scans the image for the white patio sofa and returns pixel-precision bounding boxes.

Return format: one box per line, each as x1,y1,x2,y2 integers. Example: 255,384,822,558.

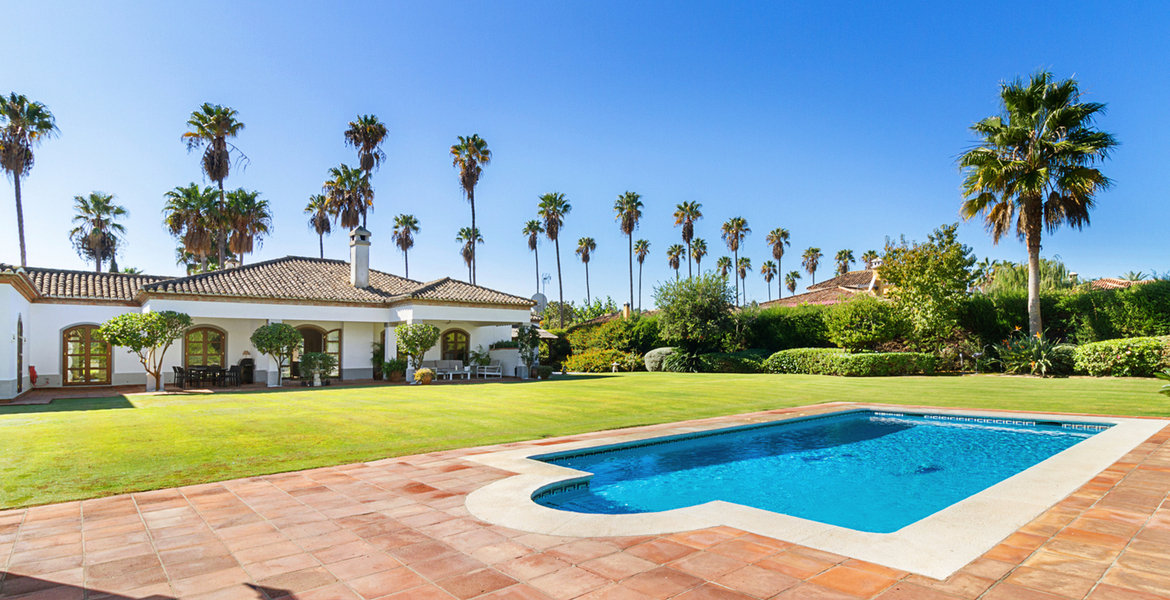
420,360,469,380
478,359,503,378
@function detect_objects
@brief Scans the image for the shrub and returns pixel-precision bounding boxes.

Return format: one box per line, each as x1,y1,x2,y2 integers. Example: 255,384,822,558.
654,273,734,352
991,331,1062,377
763,348,935,376
1059,281,1170,342
381,358,407,375
562,349,642,373
1073,336,1170,377
644,347,675,372
1157,371,1170,396
298,352,338,379
395,323,441,370
535,365,554,379
698,349,769,373
1049,345,1077,377
663,350,701,373
541,329,571,370
489,340,519,349
414,367,435,383
824,297,906,351
250,323,303,385
742,305,832,352
566,315,661,355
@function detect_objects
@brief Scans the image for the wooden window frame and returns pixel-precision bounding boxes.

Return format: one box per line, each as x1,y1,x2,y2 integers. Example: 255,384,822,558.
62,324,112,386
441,329,471,362
183,326,229,369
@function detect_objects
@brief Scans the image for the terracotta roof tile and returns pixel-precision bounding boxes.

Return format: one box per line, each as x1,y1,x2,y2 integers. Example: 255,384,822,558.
3,257,533,307
0,264,169,301
758,287,863,308
807,270,875,291
1089,278,1153,291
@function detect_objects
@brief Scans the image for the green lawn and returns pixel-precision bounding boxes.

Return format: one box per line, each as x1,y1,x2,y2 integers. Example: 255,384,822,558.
1,373,1166,509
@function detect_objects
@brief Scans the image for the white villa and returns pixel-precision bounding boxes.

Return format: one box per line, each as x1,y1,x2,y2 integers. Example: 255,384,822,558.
0,228,534,400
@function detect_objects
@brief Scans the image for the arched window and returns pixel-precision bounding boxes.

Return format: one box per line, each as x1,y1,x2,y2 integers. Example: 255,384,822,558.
63,324,111,385
185,327,227,367
441,330,470,362
16,317,23,393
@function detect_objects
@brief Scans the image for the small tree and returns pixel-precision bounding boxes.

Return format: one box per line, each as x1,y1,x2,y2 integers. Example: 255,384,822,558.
395,323,441,370
98,311,192,391
250,323,303,386
880,223,976,349
653,272,734,353
824,296,906,351
517,324,542,367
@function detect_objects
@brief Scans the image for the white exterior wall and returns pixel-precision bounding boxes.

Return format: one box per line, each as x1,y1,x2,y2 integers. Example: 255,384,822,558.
1,284,33,399
28,303,141,387
419,323,515,362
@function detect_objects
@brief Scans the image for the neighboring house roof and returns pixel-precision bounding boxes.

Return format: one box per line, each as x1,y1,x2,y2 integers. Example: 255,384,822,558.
807,270,876,291
567,309,660,330
1,257,533,307
1089,277,1153,291
0,264,169,302
758,287,864,309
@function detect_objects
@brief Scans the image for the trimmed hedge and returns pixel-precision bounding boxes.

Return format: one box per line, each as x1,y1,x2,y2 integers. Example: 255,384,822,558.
742,305,833,352
698,349,770,373
562,349,643,373
1072,336,1170,377
644,347,675,372
763,348,936,376
565,316,662,355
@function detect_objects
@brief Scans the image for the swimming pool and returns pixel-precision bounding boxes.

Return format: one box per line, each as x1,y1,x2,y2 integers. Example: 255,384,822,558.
532,410,1107,533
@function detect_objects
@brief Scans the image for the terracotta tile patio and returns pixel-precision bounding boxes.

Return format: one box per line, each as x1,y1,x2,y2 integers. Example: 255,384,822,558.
1,405,1168,600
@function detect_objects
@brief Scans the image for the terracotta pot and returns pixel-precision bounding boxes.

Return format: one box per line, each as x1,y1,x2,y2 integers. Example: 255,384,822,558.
389,371,405,383
419,374,434,385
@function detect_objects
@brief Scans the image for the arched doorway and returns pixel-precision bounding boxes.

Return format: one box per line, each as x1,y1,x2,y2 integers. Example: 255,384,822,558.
291,326,341,378
442,330,470,362
63,324,111,385
184,327,227,368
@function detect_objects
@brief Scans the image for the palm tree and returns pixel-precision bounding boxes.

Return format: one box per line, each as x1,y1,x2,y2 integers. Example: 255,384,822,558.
323,164,371,230
575,237,597,303
614,191,644,311
761,260,777,301
673,201,703,278
1121,270,1147,282
716,256,732,279
765,228,790,293
634,239,650,311
455,227,483,283
392,214,420,279
691,238,708,273
68,192,127,272
720,217,751,306
0,93,58,267
223,189,271,264
802,247,822,284
538,192,572,327
667,244,685,280
835,249,854,276
737,257,752,302
304,194,333,259
450,135,491,285
960,72,1117,336
343,115,388,229
163,183,218,273
785,271,802,296
861,250,880,270
182,103,246,269
522,220,544,294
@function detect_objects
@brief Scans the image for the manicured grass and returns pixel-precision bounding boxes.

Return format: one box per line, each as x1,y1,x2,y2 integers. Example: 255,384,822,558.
1,373,1166,509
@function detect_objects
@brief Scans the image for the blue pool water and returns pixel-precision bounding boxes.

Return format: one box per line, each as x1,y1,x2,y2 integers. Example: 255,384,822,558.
533,411,1105,533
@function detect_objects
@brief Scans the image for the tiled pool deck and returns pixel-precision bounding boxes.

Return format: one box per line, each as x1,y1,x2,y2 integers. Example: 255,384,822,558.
1,403,1168,600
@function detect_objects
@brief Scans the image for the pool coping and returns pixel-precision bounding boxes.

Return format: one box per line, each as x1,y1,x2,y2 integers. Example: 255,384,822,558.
464,404,1169,580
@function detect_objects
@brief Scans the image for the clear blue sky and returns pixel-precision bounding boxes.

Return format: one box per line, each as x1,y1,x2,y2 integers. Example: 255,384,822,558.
4,1,1168,305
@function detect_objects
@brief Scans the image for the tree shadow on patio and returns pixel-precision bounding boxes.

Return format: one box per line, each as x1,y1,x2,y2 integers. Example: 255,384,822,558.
0,573,294,600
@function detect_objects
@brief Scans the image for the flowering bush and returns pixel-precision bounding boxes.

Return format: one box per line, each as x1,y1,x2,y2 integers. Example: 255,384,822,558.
413,367,435,383
1073,337,1170,377
992,330,1061,376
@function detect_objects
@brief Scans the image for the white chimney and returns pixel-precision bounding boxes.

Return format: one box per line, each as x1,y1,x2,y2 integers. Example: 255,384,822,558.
350,227,371,288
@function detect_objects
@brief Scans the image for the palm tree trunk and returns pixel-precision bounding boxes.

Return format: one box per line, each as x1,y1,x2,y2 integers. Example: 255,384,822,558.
628,234,634,313
555,238,564,328
469,188,476,286
687,240,692,279
638,261,643,312
778,258,782,297
405,250,410,279
585,261,590,304
733,248,739,307
1027,234,1043,336
14,175,27,267
319,233,324,259
217,181,227,269
534,247,540,295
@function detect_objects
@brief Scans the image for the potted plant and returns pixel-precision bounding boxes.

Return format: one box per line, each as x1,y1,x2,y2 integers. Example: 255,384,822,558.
382,357,408,382
516,325,541,380
298,352,337,387
395,323,441,384
536,366,553,380
414,367,435,385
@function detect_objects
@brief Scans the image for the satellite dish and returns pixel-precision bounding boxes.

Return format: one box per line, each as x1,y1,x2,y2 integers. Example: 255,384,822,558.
531,292,548,313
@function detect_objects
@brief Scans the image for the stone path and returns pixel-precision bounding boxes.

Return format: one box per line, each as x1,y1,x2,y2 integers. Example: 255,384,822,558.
0,405,1168,600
